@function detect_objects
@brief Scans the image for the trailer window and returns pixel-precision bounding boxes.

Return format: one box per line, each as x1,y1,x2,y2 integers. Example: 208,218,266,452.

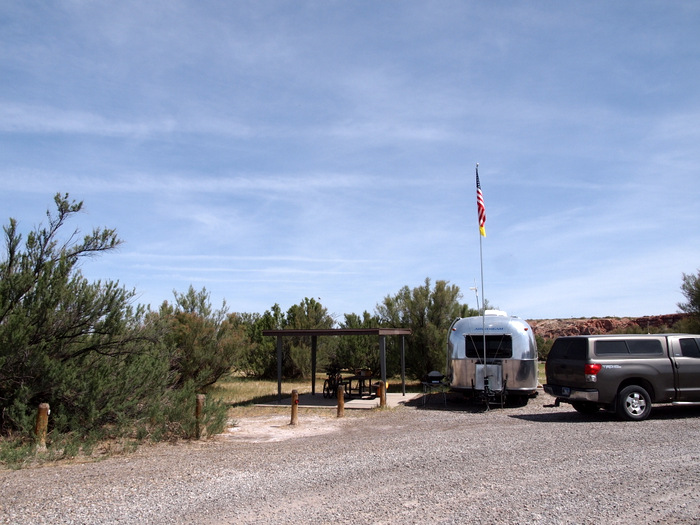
464,335,513,359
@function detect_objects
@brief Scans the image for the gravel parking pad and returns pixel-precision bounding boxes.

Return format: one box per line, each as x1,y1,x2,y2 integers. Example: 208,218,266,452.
2,393,700,524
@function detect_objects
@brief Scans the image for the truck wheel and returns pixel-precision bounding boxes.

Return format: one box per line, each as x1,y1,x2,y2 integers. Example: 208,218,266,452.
616,385,651,421
572,402,599,415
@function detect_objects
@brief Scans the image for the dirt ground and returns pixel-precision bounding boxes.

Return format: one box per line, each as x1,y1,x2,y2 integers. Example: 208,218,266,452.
220,392,421,442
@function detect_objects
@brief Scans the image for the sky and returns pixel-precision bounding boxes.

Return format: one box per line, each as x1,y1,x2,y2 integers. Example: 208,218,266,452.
1,1,699,321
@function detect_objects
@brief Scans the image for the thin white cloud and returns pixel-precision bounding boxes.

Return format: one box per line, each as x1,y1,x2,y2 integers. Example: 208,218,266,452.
120,252,378,265
0,102,254,138
0,168,381,195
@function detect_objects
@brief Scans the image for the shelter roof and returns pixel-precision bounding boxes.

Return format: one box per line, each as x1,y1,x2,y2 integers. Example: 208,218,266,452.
262,328,411,337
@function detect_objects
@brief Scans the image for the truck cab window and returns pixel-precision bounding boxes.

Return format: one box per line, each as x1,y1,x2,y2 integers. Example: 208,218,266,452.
680,338,700,358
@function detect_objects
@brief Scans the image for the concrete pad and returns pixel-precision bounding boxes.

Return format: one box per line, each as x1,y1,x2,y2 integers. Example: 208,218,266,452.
257,392,420,410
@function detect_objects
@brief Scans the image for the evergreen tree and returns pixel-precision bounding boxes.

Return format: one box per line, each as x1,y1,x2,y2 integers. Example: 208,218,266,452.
159,286,244,390
0,194,167,435
678,269,700,333
230,306,283,379
335,311,380,373
376,278,475,378
284,297,335,378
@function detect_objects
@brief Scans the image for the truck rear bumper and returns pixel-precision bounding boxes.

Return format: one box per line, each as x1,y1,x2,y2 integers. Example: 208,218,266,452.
544,384,599,403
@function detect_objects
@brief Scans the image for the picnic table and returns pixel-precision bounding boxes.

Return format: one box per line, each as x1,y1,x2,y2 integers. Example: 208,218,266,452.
343,369,377,398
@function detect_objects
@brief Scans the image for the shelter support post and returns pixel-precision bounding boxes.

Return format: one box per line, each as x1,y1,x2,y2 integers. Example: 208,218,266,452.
379,335,387,388
277,335,283,403
401,335,406,396
311,335,317,395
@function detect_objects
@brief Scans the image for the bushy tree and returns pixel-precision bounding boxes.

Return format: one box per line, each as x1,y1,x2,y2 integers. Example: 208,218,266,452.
0,196,231,445
332,311,381,373
678,269,700,333
0,194,168,435
535,335,554,361
376,278,475,378
230,306,284,378
158,286,245,390
230,298,337,379
284,297,335,378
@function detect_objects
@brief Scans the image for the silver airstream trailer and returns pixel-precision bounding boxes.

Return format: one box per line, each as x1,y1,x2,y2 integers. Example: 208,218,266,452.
447,310,538,406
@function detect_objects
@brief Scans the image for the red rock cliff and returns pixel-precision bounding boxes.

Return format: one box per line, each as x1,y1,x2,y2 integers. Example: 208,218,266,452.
527,314,689,341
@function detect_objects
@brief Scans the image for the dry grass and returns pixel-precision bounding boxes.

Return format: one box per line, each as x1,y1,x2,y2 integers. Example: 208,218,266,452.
207,373,422,420
208,375,312,407
207,374,325,420
209,373,422,405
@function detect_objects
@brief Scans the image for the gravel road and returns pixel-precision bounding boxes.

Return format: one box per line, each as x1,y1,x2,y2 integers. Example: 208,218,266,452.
2,392,700,524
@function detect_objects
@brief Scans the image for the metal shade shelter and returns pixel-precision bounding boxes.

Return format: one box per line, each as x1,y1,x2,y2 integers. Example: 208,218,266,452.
262,328,412,402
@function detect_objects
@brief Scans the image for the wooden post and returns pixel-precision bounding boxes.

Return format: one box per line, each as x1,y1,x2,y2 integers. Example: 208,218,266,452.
290,390,299,426
336,383,344,418
379,381,387,408
35,403,49,452
195,394,206,439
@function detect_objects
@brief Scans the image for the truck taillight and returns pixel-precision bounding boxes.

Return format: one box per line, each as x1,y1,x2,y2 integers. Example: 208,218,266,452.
585,363,602,382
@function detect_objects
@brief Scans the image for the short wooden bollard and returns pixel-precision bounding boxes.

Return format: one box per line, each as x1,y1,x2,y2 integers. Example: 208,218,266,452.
336,384,345,418
195,394,206,439
35,403,49,452
290,390,299,426
379,381,387,408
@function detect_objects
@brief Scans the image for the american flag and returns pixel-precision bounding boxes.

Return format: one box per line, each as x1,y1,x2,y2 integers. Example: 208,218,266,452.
476,165,486,237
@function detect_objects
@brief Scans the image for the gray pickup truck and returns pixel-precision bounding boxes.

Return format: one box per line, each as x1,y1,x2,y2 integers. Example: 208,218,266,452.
544,334,700,420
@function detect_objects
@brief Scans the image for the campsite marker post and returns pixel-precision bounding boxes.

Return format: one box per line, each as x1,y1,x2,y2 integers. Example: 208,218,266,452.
195,394,206,439
337,385,344,418
290,390,299,426
35,403,49,452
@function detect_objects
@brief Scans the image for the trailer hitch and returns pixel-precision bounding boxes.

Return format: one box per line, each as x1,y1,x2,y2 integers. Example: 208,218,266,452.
544,398,561,408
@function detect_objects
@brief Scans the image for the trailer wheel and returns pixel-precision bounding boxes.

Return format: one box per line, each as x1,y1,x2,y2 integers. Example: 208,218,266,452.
616,385,651,421
572,402,599,415
506,395,529,408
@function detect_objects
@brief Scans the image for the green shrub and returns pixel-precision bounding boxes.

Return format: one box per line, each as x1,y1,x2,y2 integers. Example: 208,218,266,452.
536,335,554,361
0,438,36,469
136,382,228,441
0,195,229,458
157,286,243,390
376,278,476,378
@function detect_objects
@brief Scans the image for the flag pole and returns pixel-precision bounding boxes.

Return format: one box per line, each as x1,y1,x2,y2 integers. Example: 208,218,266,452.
476,163,486,365
479,220,485,364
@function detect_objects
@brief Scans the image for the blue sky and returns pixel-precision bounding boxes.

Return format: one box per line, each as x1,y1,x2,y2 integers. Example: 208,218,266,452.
1,1,699,321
